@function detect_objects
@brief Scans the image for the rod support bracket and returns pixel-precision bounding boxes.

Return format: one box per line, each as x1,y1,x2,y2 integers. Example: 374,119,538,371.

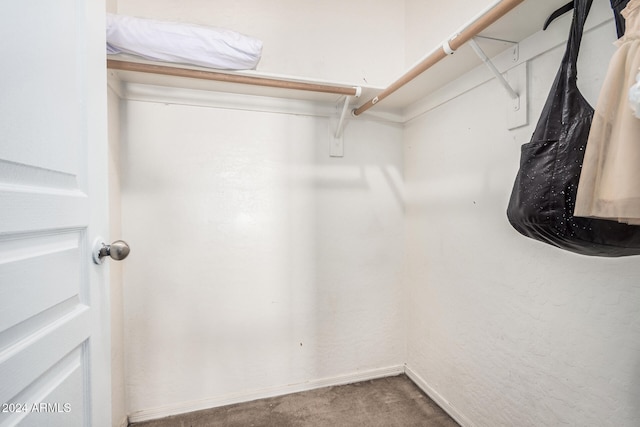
469,37,527,129
330,87,362,157
469,37,519,100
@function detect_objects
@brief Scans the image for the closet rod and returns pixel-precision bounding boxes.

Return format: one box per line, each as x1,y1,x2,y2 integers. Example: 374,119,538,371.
352,0,525,116
107,59,360,96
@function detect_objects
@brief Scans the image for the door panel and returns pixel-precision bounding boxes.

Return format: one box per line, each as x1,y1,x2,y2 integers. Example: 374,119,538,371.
0,0,109,426
1,0,84,173
0,231,83,334
3,346,86,427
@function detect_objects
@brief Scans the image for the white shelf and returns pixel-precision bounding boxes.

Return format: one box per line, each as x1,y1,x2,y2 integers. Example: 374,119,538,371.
107,55,383,105
107,0,567,114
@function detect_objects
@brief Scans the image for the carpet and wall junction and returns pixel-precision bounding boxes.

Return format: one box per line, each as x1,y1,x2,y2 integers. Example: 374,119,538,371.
129,375,459,427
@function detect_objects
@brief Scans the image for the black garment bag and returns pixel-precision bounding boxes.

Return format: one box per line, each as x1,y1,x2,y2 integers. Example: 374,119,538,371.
506,0,640,257
543,0,629,37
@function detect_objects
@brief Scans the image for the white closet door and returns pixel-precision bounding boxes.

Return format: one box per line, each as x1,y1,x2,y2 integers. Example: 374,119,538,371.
0,1,110,426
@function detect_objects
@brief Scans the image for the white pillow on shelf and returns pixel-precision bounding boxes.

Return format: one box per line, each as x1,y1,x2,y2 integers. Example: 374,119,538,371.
106,13,263,70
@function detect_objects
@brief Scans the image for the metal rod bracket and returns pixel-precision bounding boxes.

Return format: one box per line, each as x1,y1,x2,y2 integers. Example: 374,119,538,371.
469,37,519,101
330,87,361,157
469,37,528,129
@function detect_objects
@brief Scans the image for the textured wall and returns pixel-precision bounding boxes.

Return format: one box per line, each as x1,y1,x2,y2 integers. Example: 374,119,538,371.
404,11,640,427
120,97,405,416
109,2,640,425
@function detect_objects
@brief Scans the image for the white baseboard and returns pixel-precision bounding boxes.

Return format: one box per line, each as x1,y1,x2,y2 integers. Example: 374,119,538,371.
404,364,475,427
127,365,405,423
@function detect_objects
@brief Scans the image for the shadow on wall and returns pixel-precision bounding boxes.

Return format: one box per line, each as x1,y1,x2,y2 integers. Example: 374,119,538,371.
280,116,405,381
120,103,405,415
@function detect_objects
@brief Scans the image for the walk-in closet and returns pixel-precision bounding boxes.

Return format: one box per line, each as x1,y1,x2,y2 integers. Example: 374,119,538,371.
107,0,640,425
3,1,640,426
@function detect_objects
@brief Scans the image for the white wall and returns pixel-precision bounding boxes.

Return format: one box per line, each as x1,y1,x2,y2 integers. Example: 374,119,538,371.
120,95,405,419
107,3,127,427
110,1,640,426
112,1,406,421
115,0,405,87
404,7,640,427
107,84,127,427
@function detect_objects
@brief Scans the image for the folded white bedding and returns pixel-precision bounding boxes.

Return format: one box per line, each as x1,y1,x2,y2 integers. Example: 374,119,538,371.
106,13,263,70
